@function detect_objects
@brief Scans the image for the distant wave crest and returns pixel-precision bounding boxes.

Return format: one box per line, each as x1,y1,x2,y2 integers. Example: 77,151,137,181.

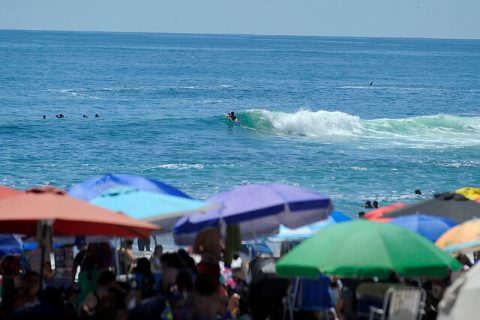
235,109,480,146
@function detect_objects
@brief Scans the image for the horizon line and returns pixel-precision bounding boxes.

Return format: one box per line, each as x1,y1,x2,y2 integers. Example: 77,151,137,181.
1,27,479,42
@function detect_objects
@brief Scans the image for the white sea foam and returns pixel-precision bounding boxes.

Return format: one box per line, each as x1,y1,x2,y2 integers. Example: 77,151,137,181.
240,109,480,147
156,163,204,170
248,109,364,138
47,88,101,100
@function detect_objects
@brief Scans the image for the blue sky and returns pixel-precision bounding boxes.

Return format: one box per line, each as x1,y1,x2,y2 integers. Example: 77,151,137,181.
1,0,479,39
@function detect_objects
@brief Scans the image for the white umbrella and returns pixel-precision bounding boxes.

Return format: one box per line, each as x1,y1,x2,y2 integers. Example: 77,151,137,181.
437,262,480,319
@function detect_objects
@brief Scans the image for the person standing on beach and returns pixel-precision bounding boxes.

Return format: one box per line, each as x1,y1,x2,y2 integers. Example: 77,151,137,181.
150,245,163,274
119,239,136,274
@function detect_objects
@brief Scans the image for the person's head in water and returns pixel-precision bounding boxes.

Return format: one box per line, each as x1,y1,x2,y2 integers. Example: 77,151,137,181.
363,200,373,209
83,115,88,118
415,189,422,195
358,211,366,219
372,200,379,209
56,114,64,119
42,115,46,119
95,114,99,118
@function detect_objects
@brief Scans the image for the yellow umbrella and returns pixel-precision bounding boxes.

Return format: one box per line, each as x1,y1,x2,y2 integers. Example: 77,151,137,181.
436,219,480,254
456,187,480,201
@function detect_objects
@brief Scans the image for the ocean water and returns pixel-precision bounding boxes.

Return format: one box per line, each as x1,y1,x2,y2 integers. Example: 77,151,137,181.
1,30,479,220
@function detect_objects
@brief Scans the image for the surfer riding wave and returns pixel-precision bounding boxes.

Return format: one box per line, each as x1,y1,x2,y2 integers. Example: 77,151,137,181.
226,111,240,123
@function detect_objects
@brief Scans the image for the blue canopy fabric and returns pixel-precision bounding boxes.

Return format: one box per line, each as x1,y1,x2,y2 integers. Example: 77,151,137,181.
268,210,351,242
0,234,23,256
388,214,458,242
241,242,273,257
90,187,214,230
68,173,191,201
173,184,332,245
23,241,65,251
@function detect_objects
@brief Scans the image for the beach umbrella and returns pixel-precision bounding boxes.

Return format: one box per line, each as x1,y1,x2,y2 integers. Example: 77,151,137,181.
0,186,23,200
364,203,406,221
0,186,158,237
68,173,190,201
276,220,461,279
268,210,351,242
437,262,480,319
90,187,216,230
383,192,480,223
0,186,159,286
436,219,480,254
456,187,480,201
388,214,457,242
173,184,333,245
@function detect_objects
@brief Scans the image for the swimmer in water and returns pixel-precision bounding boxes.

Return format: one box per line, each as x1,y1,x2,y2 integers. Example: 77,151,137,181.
83,115,88,118
56,114,65,119
95,114,100,118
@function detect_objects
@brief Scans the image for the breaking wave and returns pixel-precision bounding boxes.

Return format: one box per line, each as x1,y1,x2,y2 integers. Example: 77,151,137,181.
234,109,480,146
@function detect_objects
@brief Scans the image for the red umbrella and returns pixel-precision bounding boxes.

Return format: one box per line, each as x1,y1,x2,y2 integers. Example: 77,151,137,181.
0,186,23,200
0,186,159,237
364,203,407,222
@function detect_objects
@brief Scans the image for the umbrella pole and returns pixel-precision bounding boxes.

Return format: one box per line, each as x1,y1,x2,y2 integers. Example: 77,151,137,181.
37,221,50,290
114,238,121,274
252,221,258,257
36,220,53,290
39,242,45,289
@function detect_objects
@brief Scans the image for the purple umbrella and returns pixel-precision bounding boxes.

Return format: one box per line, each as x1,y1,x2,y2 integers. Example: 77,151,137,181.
173,184,333,245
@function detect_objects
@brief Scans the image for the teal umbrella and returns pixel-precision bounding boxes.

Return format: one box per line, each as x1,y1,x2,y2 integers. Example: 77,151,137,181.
276,220,461,279
90,187,215,231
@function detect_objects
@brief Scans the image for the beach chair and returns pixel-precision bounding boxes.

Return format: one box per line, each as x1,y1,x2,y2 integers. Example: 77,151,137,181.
283,276,335,320
369,287,426,320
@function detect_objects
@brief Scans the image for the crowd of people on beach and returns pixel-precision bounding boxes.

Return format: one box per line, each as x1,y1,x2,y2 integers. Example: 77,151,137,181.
0,223,477,320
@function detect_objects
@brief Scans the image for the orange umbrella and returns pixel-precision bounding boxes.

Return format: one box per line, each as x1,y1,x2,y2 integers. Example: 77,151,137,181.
436,219,480,255
364,203,407,221
0,186,23,200
0,186,158,238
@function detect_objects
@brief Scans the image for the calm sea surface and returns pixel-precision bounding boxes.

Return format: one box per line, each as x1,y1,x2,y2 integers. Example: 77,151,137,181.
1,30,479,220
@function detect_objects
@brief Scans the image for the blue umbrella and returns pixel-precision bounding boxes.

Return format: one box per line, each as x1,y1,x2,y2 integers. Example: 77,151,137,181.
241,242,273,257
68,173,190,201
22,241,65,251
173,184,332,245
0,234,23,256
90,187,215,230
268,210,351,242
388,214,457,242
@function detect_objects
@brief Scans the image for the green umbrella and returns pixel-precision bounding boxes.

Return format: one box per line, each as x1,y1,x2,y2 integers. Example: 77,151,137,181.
276,220,461,279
